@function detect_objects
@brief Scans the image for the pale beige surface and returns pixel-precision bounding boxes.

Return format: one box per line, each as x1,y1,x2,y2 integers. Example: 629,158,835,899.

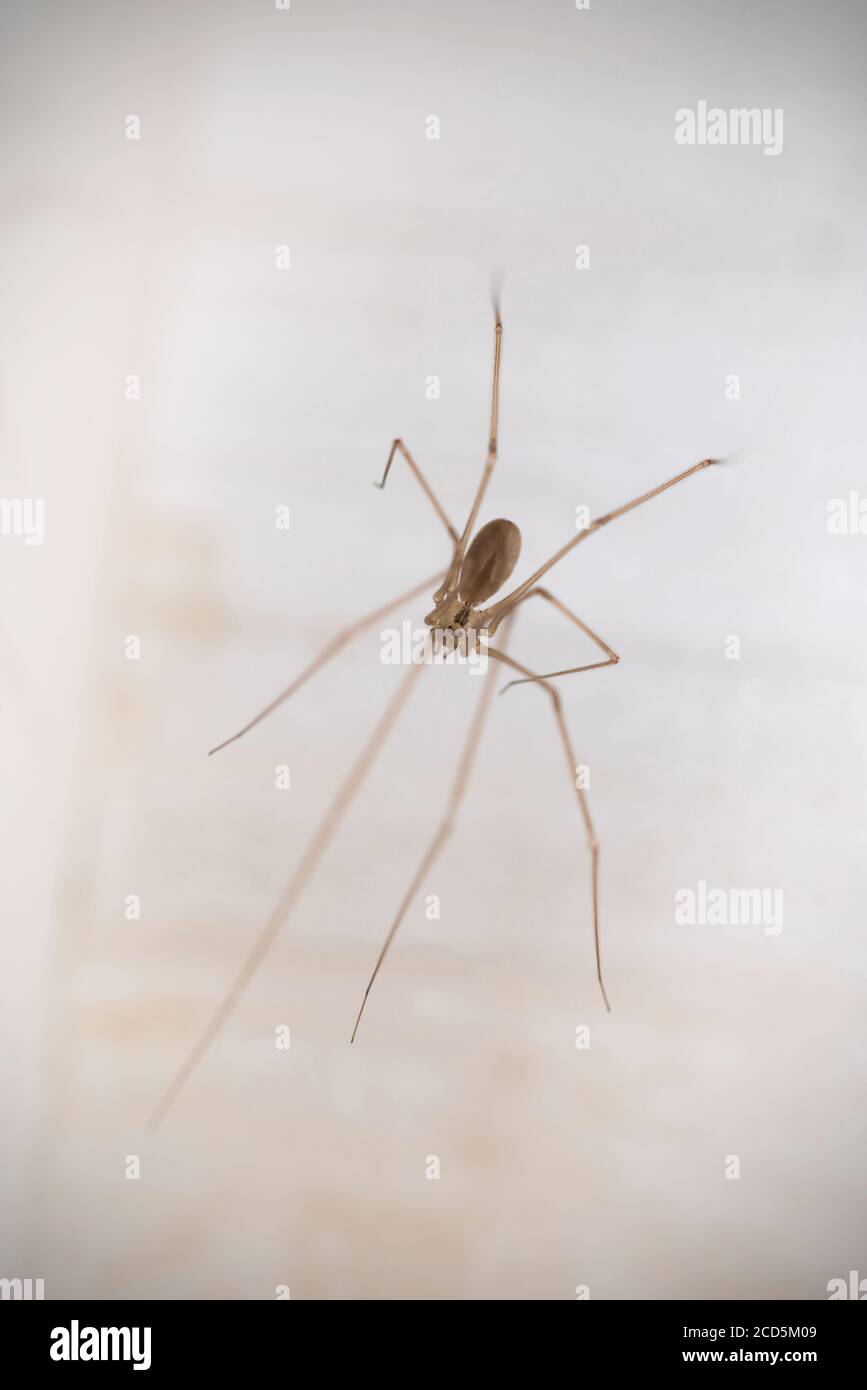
2,0,866,1299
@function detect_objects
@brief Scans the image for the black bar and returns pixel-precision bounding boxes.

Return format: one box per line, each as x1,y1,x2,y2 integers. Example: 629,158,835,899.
2,1298,863,1374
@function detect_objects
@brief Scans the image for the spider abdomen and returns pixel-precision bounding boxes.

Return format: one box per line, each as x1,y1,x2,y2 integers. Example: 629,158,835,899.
458,518,522,605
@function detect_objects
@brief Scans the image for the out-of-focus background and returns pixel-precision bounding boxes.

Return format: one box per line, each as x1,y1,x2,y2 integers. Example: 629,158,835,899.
2,0,865,1300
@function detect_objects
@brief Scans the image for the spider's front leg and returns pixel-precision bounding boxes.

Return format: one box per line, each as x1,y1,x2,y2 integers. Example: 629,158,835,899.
208,571,443,755
209,436,458,757
375,438,459,544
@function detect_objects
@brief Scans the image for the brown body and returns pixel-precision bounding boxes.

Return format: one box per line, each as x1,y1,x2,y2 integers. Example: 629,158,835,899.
425,517,522,634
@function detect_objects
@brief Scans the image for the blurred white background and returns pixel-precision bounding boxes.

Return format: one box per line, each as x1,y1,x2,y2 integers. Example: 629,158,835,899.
1,0,865,1298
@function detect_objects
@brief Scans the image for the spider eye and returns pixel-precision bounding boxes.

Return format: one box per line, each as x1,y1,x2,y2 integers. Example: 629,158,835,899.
458,518,522,605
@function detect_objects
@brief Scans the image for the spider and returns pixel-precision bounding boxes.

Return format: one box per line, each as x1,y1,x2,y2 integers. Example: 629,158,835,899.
150,296,715,1127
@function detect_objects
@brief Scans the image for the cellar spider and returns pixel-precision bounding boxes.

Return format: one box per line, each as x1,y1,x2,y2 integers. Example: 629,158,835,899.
150,297,716,1128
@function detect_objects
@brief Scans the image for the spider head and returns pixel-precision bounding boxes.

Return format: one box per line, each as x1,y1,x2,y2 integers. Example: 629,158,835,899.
423,595,482,632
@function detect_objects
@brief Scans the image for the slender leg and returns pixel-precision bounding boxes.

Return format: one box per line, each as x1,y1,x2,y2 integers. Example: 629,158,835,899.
498,586,620,692
435,305,503,601
482,458,717,628
375,440,459,544
209,571,442,756
486,642,611,1013
350,615,513,1042
149,662,425,1128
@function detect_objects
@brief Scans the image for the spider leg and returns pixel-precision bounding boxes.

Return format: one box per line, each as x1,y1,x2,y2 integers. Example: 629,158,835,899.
375,440,459,543
149,661,425,1128
486,641,612,1013
481,457,717,626
350,615,513,1041
209,571,442,755
498,586,620,692
435,302,503,601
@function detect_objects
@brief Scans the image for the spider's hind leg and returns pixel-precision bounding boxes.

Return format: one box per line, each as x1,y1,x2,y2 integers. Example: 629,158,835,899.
497,586,620,692
150,660,425,1129
487,641,612,1014
350,616,514,1041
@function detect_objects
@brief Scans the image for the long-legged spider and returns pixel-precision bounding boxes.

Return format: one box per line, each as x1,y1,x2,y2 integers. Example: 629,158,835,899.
150,298,715,1127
